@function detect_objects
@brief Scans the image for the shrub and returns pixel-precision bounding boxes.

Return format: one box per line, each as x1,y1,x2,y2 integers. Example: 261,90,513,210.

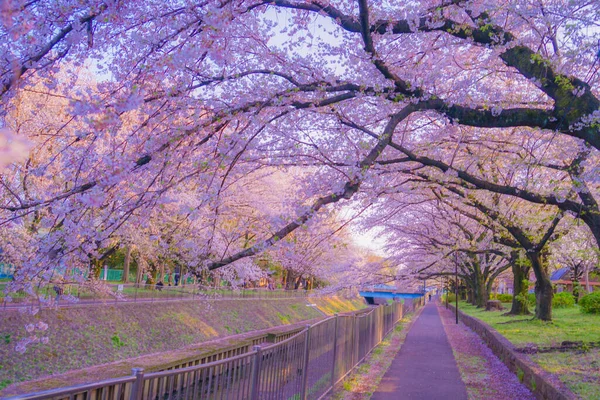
527,293,536,306
497,294,513,303
579,292,600,314
445,293,456,303
552,292,575,308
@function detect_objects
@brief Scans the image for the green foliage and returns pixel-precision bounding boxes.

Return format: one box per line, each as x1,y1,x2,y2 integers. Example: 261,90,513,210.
276,312,291,324
530,53,550,67
552,292,575,308
579,342,590,353
3,334,10,344
445,293,456,303
479,23,493,33
579,292,600,314
513,279,534,310
554,74,575,91
357,363,370,374
0,379,12,391
516,367,524,383
497,294,513,303
514,292,534,308
527,293,536,306
110,334,125,349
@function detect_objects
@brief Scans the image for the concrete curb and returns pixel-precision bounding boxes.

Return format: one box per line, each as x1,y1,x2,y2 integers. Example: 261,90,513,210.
448,304,578,400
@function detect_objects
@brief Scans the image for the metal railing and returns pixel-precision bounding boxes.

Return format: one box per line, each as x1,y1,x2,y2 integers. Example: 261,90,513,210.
7,297,424,400
1,284,313,310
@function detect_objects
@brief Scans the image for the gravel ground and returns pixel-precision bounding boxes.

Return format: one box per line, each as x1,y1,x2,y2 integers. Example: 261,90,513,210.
438,304,536,400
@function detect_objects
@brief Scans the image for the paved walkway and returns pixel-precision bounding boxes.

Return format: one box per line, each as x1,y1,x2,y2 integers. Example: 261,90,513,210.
371,301,468,400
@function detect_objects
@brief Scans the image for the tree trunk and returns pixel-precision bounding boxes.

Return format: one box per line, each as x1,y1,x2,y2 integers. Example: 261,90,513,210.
585,268,591,293
581,205,600,251
528,251,553,321
157,264,165,284
282,269,287,288
466,286,474,304
135,255,143,286
286,270,296,290
122,246,131,283
199,269,208,286
572,277,580,303
475,271,487,308
90,258,102,280
509,263,531,315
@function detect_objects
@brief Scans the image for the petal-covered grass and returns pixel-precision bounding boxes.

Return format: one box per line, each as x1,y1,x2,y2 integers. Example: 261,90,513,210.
457,301,600,399
440,305,535,400
530,350,600,400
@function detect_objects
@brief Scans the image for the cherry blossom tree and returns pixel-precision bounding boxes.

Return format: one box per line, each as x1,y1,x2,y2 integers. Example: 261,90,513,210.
0,0,599,324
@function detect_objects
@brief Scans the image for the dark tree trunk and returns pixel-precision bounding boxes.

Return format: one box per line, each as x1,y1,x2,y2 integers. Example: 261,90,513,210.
122,245,131,283
199,269,208,286
509,263,531,315
285,270,297,290
463,274,476,305
528,252,553,321
578,193,600,249
90,258,102,280
467,285,475,305
475,272,488,308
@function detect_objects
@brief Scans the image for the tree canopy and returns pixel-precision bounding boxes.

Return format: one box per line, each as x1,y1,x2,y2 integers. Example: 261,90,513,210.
1,0,599,322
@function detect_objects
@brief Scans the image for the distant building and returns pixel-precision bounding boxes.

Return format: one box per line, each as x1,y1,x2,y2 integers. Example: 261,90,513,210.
493,273,514,294
550,267,600,292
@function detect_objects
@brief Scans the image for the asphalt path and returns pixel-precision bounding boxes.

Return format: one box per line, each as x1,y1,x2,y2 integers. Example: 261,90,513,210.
371,301,468,400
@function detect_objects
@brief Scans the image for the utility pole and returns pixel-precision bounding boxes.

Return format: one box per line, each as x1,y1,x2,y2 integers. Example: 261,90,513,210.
445,275,448,309
455,251,459,324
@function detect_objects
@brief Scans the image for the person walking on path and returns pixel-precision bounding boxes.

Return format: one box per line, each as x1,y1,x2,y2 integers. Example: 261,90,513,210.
371,301,468,400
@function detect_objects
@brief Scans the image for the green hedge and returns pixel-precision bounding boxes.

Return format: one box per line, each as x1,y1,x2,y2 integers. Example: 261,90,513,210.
579,292,600,314
552,292,575,308
444,293,456,303
497,294,513,303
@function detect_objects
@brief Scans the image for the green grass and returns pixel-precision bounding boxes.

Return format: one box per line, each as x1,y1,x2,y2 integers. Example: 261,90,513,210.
457,301,600,346
530,349,600,399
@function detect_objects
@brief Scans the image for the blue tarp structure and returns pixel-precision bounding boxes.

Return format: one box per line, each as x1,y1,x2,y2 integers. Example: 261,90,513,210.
0,262,14,279
359,289,424,305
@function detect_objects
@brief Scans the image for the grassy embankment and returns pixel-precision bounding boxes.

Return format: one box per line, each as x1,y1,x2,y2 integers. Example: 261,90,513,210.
457,301,600,399
0,295,365,395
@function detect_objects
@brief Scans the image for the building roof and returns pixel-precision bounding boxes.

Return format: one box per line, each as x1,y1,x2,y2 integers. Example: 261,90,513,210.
550,267,570,281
